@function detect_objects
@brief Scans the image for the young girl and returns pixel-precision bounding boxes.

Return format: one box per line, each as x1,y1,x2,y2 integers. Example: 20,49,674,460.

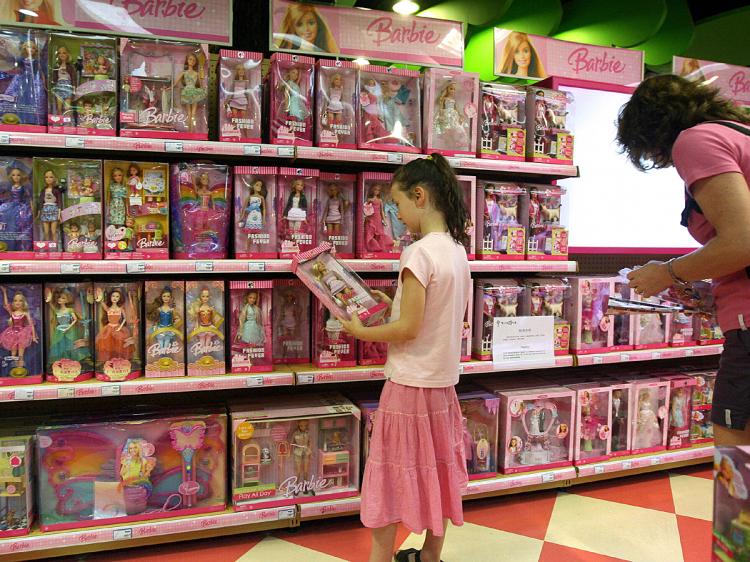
340,153,471,562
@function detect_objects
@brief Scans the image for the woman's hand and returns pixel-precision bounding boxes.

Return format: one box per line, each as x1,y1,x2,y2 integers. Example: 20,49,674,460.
371,290,392,310
338,313,364,338
627,261,673,298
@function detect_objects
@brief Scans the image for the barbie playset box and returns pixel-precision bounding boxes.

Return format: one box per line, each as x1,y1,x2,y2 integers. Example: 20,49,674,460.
566,276,614,354
94,281,142,382
278,167,318,258
476,181,527,261
218,50,262,143
0,434,33,538
44,281,94,383
229,280,273,373
523,184,568,261
423,68,479,157
472,279,527,361
526,87,574,164
316,59,357,149
234,166,278,259
457,174,476,259
318,172,355,259
0,28,47,133
272,279,310,365
690,370,716,444
230,394,360,511
480,83,527,161
568,383,612,465
457,389,499,480
523,278,571,355
0,283,42,386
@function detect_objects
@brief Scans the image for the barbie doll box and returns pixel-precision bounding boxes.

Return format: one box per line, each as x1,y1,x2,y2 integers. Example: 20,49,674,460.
234,166,278,259
278,167,318,258
268,52,315,146
471,279,527,361
626,378,670,454
661,373,696,450
525,87,574,164
0,28,47,133
713,447,750,562
357,172,412,259
604,381,634,457
479,83,527,161
358,278,397,366
457,390,499,480
523,278,571,356
631,293,671,350
44,281,94,383
567,383,612,465
0,157,34,258
292,242,388,327
0,434,34,537
423,68,479,157
0,283,42,386
218,50,262,143
318,172,355,259
312,296,357,369
185,280,225,377
144,280,185,378
565,276,615,355
229,280,273,373
475,182,527,261
230,394,361,511
316,59,357,149
94,281,142,382
272,279,310,365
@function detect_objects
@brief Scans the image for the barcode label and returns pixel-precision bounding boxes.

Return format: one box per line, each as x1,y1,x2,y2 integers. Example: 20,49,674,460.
387,153,403,164
126,262,146,273
244,144,261,156
276,146,294,157
13,389,33,400
650,456,662,466
620,354,630,362
113,528,132,540
685,349,694,357
297,373,314,385
622,460,633,470
195,261,214,272
0,263,10,273
65,136,85,148
0,134,10,144
246,376,264,387
593,356,603,364
594,465,605,474
57,387,75,399
651,352,662,360
60,263,80,274
247,262,265,272
541,472,555,483
164,141,183,152
101,385,121,396
278,507,296,520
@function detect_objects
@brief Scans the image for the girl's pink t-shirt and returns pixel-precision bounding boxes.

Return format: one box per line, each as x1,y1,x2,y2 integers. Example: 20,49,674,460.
672,121,750,332
384,232,471,388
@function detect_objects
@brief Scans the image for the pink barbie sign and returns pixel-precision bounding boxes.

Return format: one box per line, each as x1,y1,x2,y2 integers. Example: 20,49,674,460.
674,56,750,107
493,29,643,87
270,0,463,68
2,1,232,45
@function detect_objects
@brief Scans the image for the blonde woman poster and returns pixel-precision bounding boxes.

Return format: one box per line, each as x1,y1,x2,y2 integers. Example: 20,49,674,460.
498,31,547,79
12,0,62,26
274,2,339,54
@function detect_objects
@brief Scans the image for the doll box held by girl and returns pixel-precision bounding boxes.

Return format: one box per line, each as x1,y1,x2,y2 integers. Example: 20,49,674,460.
312,296,356,369
628,379,670,454
94,282,142,382
480,83,527,161
218,50,262,143
422,68,479,157
476,181,527,261
234,166,278,259
268,53,314,146
47,33,117,136
357,278,397,366
278,167,318,258
35,412,227,532
272,279,310,365
229,280,273,374
606,382,634,457
356,172,412,259
229,394,360,511
119,39,209,140
316,59,357,149
185,280,225,377
0,434,33,537
103,161,169,259
317,172,354,259
565,276,614,354
526,87,574,164
568,384,612,465
661,374,696,450
457,174,477,260
292,242,388,327
522,184,568,261
0,28,47,133
144,281,185,378
457,390,500,480
472,279,527,361
44,282,94,382
0,284,42,386
0,157,34,257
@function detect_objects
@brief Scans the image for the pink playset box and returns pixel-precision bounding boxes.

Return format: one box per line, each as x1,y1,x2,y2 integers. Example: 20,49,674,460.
119,39,209,140
457,174,476,259
269,53,314,146
566,276,614,355
36,411,227,532
480,83,526,160
630,293,670,350
523,184,568,260
0,434,33,537
44,282,94,383
457,390,499,480
272,280,310,365
94,281,142,382
690,370,716,444
569,383,612,465
312,296,357,369
229,280,273,374
144,280,185,378
316,59,357,149
422,68,479,157
318,172,355,259
476,181,527,261
606,381,634,457
185,280,225,377
357,172,412,259
218,50,262,143
357,65,421,153
712,446,750,561
472,279,526,361
499,386,575,474
628,378,670,454
661,373,696,450
292,242,389,327
0,283,42,386
524,278,571,356
526,87,574,164
234,166,278,259
358,278,397,366
230,394,361,511
278,167,318,258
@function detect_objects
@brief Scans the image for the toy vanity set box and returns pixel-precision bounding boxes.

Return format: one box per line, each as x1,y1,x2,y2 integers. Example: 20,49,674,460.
35,411,227,531
357,172,411,259
422,68,479,156
358,278,397,366
0,284,42,386
218,50,262,143
234,166,278,259
0,434,34,537
94,282,142,382
457,390,499,479
524,185,568,260
44,282,94,383
0,28,47,133
0,157,34,258
526,87,574,164
472,279,526,361
185,280,225,376
713,446,750,562
476,181,527,261
318,172,355,259
524,278,571,355
316,59,357,149
120,39,209,139
229,280,273,373
272,279,310,364
278,167,318,258
480,83,526,160
144,280,185,378
230,394,360,510
268,53,314,146
568,384,612,464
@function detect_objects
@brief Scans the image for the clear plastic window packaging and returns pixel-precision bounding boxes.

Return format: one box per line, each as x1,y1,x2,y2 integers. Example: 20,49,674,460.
568,383,612,465
461,281,474,362
660,373,696,450
479,83,526,161
695,314,724,345
218,50,262,143
525,87,574,164
0,28,47,132
475,181,527,261
36,411,227,531
523,184,568,260
47,33,117,135
630,293,670,350
457,174,477,259
0,434,33,537
524,278,571,356
230,280,273,374
357,65,421,153
44,282,94,383
230,394,361,511
316,59,357,149
472,279,527,361
119,39,209,140
170,162,231,259
611,277,634,349
606,381,634,457
357,278,397,366
457,390,499,480
713,447,750,561
627,379,670,454
278,167,318,258
32,158,103,258
690,370,716,444
268,53,314,146
103,160,169,260
318,172,355,259
94,282,142,382
144,280,185,378
272,279,310,365
313,296,356,369
668,309,697,347
0,157,34,257
422,68,479,157
566,276,615,354
498,386,575,474
357,172,412,259
234,166,278,259
0,284,42,386
185,280,225,377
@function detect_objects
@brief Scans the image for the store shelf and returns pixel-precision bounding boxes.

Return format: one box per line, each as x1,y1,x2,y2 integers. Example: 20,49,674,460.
575,344,723,366
465,466,578,498
0,507,297,562
575,444,714,481
468,260,578,273
299,496,363,521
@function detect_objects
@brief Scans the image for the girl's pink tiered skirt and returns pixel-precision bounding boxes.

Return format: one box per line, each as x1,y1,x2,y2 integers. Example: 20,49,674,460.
360,380,468,536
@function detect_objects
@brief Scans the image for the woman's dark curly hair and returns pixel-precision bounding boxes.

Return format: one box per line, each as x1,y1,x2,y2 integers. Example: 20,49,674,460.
616,74,750,171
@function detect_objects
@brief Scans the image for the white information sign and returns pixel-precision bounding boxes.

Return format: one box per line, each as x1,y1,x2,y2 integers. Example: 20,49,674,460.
492,316,555,369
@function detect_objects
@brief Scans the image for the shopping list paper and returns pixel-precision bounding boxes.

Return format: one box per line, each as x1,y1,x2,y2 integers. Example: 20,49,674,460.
492,316,555,368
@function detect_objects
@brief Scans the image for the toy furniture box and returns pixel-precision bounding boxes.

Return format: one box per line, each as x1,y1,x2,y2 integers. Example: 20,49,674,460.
230,394,361,511
422,67,479,157
525,87,574,164
312,296,357,369
277,167,318,259
317,172,355,259
566,276,615,354
272,279,310,365
457,390,499,480
185,280,225,377
606,382,634,457
661,374,696,450
144,280,185,378
0,434,34,537
627,378,670,454
472,279,526,361
229,280,273,373
0,283,43,386
316,59,357,149
690,370,716,444
35,412,227,532
521,184,568,261
357,172,412,260
523,278,571,356
631,293,671,350
498,386,575,474
475,182,527,261
568,383,612,465
0,28,47,133
218,50,262,143
268,52,315,146
358,279,397,366
713,446,750,561
479,83,526,161
456,175,477,260
234,166,278,259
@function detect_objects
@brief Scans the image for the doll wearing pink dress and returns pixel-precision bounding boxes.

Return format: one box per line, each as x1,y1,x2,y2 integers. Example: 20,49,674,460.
0,287,36,371
363,184,393,253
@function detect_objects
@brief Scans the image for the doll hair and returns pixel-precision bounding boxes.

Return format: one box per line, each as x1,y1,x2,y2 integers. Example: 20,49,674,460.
245,290,260,304
7,166,29,186
10,291,28,312
51,288,73,310
128,163,141,178
499,32,546,77
392,153,470,247
55,45,71,65
234,63,247,79
19,40,38,59
147,286,174,323
617,74,750,171
194,171,211,190
275,3,340,54
101,288,125,326
187,287,212,320
283,179,307,215
366,183,383,199
110,166,124,182
678,58,704,79
248,178,267,198
182,52,203,86
438,81,457,108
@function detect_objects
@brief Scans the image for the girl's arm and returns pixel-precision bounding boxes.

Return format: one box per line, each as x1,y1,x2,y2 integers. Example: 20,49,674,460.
340,269,425,343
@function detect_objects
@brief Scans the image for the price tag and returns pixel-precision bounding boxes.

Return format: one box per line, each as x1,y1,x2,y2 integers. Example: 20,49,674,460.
278,507,296,520
594,465,605,475
447,157,461,168
101,385,121,397
246,376,264,387
297,373,314,385
65,136,85,149
622,460,633,470
60,263,81,274
57,387,75,399
651,351,662,360
0,263,10,273
620,353,631,362
164,141,184,152
126,261,146,274
113,528,133,540
247,262,266,272
650,456,662,466
0,133,10,144
593,356,603,365
386,153,403,164
541,472,555,483
685,348,694,357
458,365,464,375
13,388,33,400
276,146,294,157
243,144,261,156
195,261,214,272
391,261,400,271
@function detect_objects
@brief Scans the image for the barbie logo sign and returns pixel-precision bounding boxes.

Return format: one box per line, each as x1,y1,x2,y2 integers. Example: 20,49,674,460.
674,57,750,106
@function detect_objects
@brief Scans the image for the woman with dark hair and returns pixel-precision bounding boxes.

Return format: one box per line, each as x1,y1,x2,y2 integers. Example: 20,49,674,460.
618,74,750,445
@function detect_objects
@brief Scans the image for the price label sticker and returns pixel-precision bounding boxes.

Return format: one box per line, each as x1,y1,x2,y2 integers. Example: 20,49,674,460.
0,133,10,144
60,263,81,274
447,157,461,168
685,348,694,357
622,460,633,470
458,365,464,375
651,351,662,360
126,261,146,274
101,385,121,397
246,376,264,387
391,261,400,272
651,456,662,466
164,141,183,152
13,388,33,400
57,387,75,399
243,144,261,156
0,263,10,273
247,262,266,272
297,373,314,385
278,507,296,520
594,465,605,475
620,353,631,362
386,153,403,164
195,261,214,272
276,146,294,157
541,472,555,483
113,528,133,540
593,356,604,365
65,136,85,149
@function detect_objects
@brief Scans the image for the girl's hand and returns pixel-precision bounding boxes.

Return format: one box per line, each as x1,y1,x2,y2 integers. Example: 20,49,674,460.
371,290,392,309
338,314,363,338
627,261,673,298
